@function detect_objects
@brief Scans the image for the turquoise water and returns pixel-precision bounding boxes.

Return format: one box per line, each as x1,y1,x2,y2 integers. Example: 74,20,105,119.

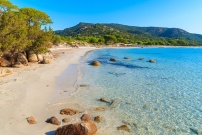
76,47,202,135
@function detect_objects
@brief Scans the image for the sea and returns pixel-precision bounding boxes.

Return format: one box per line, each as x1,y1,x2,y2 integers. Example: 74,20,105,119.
52,47,202,135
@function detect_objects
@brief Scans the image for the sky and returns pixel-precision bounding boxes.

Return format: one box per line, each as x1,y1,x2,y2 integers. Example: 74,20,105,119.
10,0,202,34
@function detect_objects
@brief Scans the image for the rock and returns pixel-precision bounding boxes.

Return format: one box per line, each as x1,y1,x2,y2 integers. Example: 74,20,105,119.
46,116,61,125
133,122,140,129
28,54,38,62
190,128,202,135
0,57,11,67
149,59,156,63
42,53,53,64
100,98,111,103
124,57,130,59
94,116,102,123
13,61,24,68
81,114,92,122
55,123,88,135
109,98,120,109
55,121,97,135
27,116,36,124
62,118,71,123
79,84,88,87
17,53,28,65
110,58,116,62
91,61,100,66
117,125,131,132
95,107,106,111
60,108,79,115
138,58,145,60
0,68,13,77
37,54,43,62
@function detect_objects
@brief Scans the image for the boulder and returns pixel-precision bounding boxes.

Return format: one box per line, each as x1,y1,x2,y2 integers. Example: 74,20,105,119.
110,58,116,62
17,53,28,65
117,125,131,132
149,59,156,63
28,54,38,62
94,116,102,123
81,114,92,122
37,54,43,62
55,123,88,135
62,118,71,123
46,116,61,125
60,108,79,115
13,61,24,68
124,57,130,59
42,53,53,64
90,61,100,66
0,68,13,77
0,57,11,67
27,116,36,124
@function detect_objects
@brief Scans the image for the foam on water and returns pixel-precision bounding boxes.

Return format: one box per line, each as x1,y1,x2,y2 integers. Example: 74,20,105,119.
75,47,202,135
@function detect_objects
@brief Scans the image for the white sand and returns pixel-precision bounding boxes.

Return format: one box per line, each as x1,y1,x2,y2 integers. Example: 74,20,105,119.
0,47,95,135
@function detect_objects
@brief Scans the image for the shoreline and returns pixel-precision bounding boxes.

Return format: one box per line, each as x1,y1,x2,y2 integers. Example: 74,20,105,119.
0,47,95,135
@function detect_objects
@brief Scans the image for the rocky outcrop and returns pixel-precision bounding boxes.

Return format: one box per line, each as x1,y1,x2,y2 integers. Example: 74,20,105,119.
27,116,36,124
17,53,28,65
28,54,38,62
0,57,12,67
110,58,116,62
60,108,79,115
46,116,61,125
91,61,100,66
42,53,53,64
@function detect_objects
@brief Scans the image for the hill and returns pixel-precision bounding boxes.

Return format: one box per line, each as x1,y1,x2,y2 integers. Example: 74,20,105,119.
55,22,202,46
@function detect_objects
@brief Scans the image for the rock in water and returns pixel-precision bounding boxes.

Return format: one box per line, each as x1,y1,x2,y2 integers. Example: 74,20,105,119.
27,116,36,124
28,54,38,62
124,57,130,59
81,114,92,122
100,98,111,103
60,108,79,115
94,116,102,123
190,128,202,135
110,58,116,62
17,53,28,65
138,58,145,60
91,61,101,66
55,123,88,135
149,59,156,63
46,116,61,125
117,125,131,132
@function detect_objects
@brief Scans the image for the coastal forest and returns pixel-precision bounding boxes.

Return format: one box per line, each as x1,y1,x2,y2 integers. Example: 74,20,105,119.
55,22,202,46
0,0,55,57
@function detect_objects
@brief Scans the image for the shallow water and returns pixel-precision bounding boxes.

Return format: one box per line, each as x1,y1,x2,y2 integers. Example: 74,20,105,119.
76,47,202,135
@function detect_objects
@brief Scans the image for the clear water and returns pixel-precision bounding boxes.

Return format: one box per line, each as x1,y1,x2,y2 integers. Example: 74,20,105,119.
75,47,202,135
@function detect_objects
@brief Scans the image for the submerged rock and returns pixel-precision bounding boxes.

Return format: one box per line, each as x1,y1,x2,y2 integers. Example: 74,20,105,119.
138,58,145,60
46,116,61,125
124,57,130,59
190,128,202,135
149,59,156,63
117,125,131,132
81,114,92,122
91,61,101,66
62,118,71,123
60,108,79,115
94,116,102,123
79,84,89,87
100,98,111,103
110,58,116,62
27,116,36,124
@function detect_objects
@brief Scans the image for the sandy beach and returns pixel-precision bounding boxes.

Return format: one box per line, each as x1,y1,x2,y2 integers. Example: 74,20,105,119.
0,47,95,135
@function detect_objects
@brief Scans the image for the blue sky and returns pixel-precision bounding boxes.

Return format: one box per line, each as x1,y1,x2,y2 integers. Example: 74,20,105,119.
10,0,202,34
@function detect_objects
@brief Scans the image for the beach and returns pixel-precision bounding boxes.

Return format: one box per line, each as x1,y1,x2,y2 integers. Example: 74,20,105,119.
0,47,95,135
